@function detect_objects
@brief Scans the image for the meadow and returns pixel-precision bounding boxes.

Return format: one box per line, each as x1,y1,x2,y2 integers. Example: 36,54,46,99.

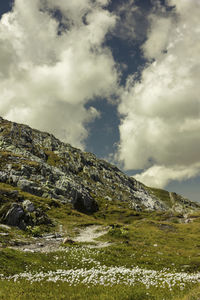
1,197,200,300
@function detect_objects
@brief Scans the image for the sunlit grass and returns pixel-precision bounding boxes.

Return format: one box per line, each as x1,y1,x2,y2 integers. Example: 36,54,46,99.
0,280,194,300
1,181,200,299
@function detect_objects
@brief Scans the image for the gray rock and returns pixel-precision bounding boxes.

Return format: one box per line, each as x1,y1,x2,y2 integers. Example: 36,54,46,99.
17,179,43,197
21,165,32,178
90,171,101,182
0,232,9,236
72,191,99,213
0,224,11,230
2,201,52,230
4,203,25,227
0,116,199,215
10,175,19,184
0,171,7,182
22,200,35,212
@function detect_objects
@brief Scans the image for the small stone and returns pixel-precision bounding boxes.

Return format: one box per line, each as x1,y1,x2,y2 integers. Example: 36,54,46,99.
37,243,44,247
22,200,35,213
0,233,9,236
0,224,11,230
63,238,75,244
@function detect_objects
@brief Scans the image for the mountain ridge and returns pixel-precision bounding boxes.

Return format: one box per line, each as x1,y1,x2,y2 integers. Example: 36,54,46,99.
0,116,199,230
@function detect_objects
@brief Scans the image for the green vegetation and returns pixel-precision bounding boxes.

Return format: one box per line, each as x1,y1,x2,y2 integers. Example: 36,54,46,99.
149,187,172,207
0,142,200,299
26,226,43,237
1,112,200,300
45,150,63,167
0,281,194,300
177,284,200,300
1,196,200,299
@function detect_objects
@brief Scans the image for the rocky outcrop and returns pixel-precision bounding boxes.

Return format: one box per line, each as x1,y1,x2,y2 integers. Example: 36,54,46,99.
2,201,52,230
0,116,199,216
72,191,99,213
4,203,25,229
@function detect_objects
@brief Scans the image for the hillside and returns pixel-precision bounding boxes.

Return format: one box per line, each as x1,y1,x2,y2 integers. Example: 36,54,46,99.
1,116,200,300
0,116,199,225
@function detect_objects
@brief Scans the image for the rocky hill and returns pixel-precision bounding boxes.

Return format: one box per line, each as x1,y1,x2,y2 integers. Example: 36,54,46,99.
0,116,199,230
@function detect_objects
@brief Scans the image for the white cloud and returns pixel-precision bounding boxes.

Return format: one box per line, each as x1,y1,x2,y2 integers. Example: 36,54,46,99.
0,0,118,148
142,15,173,59
117,0,200,187
134,164,200,188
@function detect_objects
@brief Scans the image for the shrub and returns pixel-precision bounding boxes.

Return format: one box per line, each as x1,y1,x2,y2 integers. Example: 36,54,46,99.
27,226,42,237
108,225,129,239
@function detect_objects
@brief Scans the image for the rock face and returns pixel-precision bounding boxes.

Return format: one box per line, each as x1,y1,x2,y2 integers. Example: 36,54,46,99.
0,116,199,220
5,203,25,228
72,191,99,213
2,200,51,230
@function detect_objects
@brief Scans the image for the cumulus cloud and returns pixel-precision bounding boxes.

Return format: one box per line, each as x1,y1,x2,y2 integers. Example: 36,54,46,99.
135,164,200,188
117,0,200,187
0,0,118,148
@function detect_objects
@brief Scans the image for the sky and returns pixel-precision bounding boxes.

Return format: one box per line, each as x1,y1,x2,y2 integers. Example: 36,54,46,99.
0,0,199,202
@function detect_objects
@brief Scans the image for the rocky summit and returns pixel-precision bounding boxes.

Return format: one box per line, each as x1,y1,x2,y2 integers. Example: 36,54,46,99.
0,116,199,230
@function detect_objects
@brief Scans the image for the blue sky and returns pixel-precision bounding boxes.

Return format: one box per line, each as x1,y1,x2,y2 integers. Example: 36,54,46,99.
0,0,199,202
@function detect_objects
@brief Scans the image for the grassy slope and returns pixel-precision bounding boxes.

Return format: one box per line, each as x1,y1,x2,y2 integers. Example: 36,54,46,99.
0,281,195,300
0,182,200,299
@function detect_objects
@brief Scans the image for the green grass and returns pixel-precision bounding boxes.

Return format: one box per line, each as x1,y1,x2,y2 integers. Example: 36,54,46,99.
1,215,200,299
1,181,200,273
0,281,194,300
45,150,63,167
1,180,200,299
149,187,172,207
176,284,200,300
1,210,200,273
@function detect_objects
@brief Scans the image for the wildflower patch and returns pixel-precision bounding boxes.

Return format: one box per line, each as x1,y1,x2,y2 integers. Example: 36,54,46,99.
1,266,200,290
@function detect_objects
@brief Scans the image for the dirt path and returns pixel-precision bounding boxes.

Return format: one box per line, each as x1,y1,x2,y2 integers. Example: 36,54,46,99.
73,225,110,248
8,225,110,253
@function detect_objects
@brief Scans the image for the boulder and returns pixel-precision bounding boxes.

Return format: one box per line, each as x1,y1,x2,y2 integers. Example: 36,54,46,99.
0,171,7,183
3,201,52,230
72,191,99,213
22,200,35,212
4,203,25,227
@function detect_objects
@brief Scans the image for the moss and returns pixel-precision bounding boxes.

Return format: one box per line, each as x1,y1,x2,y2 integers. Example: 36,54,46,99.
24,160,40,168
45,150,62,167
149,187,172,207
